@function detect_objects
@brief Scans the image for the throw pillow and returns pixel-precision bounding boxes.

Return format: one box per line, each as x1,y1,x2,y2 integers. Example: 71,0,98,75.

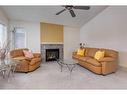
94,50,105,60
77,48,85,56
23,50,34,59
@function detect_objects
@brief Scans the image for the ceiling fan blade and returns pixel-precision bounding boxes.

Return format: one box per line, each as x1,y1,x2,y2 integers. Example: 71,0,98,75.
73,6,90,10
69,10,76,17
56,9,66,15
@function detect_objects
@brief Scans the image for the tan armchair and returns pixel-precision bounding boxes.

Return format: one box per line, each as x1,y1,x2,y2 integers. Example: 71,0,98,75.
10,48,42,73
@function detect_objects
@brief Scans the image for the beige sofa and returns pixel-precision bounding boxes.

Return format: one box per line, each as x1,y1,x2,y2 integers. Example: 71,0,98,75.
72,47,118,75
10,48,42,73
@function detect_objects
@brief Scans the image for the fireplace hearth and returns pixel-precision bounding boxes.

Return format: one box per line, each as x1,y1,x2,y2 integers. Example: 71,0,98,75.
46,49,59,62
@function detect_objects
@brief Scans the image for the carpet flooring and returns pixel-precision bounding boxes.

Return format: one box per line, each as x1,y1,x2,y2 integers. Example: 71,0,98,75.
0,62,127,89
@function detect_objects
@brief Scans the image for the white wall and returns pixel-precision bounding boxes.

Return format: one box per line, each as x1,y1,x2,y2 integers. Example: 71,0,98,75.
9,20,40,52
64,26,80,60
80,6,127,68
9,21,80,58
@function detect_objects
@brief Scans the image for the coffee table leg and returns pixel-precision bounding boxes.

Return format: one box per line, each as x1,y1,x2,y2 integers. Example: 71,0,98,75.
67,64,76,72
2,70,6,78
71,64,76,72
66,64,76,79
60,65,63,72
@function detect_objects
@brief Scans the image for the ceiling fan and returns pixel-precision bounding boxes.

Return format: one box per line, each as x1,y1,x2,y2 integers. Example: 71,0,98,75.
56,5,90,17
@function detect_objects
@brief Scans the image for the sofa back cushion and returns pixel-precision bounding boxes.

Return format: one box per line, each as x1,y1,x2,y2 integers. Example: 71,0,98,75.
10,48,29,58
100,48,118,58
73,47,118,60
85,47,99,57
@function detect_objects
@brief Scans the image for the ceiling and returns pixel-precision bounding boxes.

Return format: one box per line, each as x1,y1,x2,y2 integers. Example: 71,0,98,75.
2,6,107,28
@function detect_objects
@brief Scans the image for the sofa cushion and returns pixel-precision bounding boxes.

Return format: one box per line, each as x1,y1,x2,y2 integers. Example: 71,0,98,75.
98,57,116,62
86,58,101,67
100,49,118,58
85,48,99,57
72,54,83,60
78,56,91,62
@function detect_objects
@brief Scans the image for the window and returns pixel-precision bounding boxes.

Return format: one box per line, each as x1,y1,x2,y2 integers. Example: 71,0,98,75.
0,24,7,48
14,28,26,48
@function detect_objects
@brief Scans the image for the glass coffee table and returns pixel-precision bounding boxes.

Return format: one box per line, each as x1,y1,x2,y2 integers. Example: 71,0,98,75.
56,59,77,74
0,58,20,79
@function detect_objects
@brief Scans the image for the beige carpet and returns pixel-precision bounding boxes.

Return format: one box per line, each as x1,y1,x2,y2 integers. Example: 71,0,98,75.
0,62,127,89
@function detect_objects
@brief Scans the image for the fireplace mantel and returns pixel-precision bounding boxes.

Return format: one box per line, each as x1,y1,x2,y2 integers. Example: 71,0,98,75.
41,42,63,44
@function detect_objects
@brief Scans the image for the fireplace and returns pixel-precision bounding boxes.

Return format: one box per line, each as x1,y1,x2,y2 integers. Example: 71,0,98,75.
46,49,59,62
41,44,63,62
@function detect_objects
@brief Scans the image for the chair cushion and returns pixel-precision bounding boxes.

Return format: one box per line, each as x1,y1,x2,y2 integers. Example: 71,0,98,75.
86,58,101,67
33,53,41,58
13,56,27,61
10,48,28,58
13,56,32,61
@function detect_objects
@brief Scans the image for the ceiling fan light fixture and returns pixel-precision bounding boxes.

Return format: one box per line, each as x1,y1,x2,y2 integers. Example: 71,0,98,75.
69,10,76,17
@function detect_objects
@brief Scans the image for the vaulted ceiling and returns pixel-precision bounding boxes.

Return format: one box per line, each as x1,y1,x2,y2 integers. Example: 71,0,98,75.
2,6,107,27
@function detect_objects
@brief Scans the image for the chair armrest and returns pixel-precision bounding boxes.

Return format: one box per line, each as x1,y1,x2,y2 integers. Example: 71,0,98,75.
98,57,116,62
33,53,41,58
15,60,29,72
13,56,31,61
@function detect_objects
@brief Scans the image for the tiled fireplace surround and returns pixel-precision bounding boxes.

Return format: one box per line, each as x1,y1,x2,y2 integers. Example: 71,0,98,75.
41,44,63,62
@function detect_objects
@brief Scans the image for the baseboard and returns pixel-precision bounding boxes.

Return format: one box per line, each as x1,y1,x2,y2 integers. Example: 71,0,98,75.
118,65,127,72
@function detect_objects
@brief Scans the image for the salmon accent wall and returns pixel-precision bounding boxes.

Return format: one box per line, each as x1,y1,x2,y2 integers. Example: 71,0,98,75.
40,22,63,43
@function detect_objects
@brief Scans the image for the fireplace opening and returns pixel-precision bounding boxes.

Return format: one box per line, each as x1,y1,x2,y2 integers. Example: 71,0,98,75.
46,49,59,62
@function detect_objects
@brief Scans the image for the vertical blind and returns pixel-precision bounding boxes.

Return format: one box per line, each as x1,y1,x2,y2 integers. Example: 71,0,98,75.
14,28,26,48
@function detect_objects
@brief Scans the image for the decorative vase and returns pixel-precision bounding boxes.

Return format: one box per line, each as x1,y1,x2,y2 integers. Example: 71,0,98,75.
80,43,85,48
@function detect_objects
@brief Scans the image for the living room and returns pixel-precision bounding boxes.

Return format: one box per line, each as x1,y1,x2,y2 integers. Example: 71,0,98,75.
1,2,127,92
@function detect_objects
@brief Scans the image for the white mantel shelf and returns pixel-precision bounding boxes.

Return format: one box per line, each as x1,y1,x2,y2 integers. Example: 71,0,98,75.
41,42,63,44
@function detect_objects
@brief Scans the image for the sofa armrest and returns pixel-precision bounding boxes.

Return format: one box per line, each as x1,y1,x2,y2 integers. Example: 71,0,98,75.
98,57,116,62
72,51,80,60
101,61,118,75
33,53,41,58
72,51,77,55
